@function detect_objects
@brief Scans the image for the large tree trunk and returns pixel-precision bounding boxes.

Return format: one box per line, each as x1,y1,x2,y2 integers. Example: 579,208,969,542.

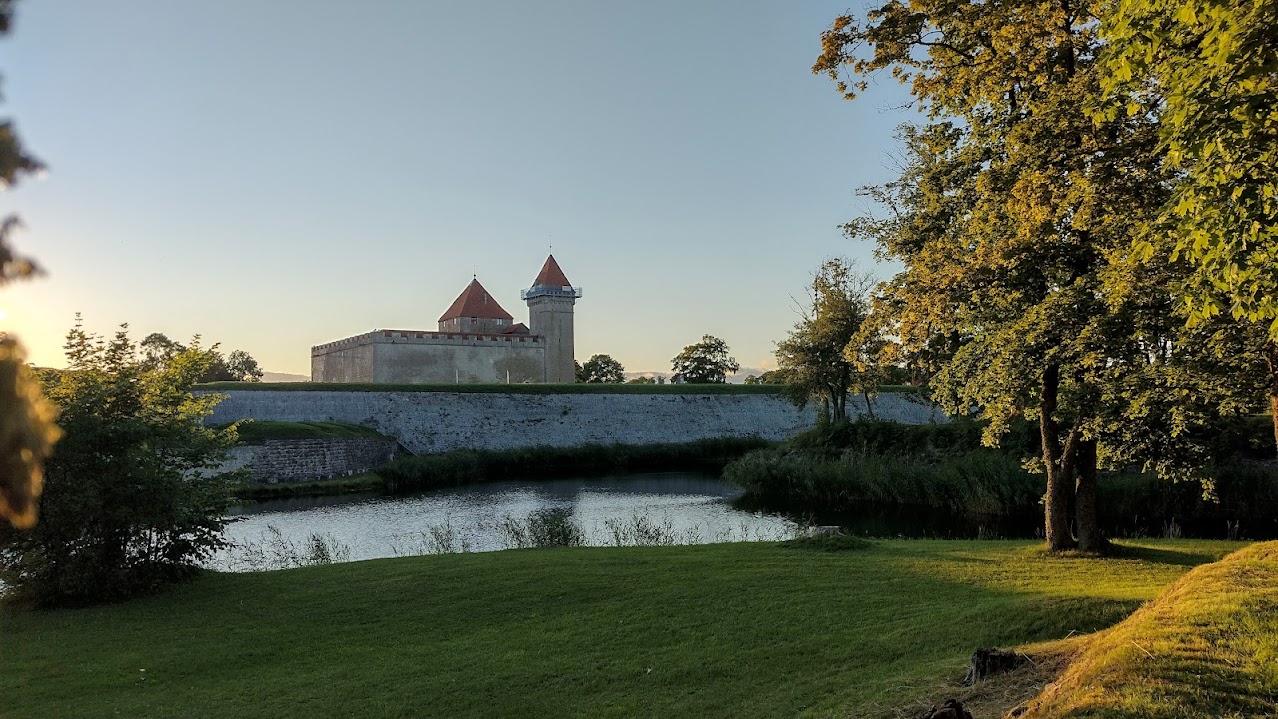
1075,438,1105,553
1266,341,1278,457
1040,364,1077,551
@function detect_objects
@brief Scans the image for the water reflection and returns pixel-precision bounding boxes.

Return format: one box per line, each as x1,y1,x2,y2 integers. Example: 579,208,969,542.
213,472,798,570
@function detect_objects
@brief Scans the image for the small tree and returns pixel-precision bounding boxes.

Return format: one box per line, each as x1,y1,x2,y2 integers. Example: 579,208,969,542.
775,259,881,423
671,336,740,384
141,332,262,382
580,354,625,383
0,321,237,605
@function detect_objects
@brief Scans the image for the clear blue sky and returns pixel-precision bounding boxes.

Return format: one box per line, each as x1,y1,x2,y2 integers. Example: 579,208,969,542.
0,1,915,377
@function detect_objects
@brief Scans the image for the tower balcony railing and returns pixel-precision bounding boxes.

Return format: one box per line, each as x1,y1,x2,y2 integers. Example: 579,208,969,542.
521,285,583,300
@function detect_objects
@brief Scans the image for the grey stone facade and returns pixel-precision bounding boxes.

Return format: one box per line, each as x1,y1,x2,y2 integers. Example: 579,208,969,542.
223,438,400,484
204,389,948,455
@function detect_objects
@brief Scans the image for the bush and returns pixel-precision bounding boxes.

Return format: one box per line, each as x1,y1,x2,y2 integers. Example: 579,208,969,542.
0,324,237,606
500,508,584,548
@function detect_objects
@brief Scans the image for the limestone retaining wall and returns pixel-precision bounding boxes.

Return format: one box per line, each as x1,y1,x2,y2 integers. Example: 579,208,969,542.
203,390,947,455
223,438,400,484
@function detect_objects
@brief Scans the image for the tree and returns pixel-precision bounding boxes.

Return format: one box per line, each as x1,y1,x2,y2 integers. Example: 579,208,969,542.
626,375,657,385
225,350,264,382
775,259,882,423
580,354,625,383
574,360,585,383
743,370,788,385
1100,0,1278,449
671,336,739,384
0,321,237,605
815,0,1176,551
140,332,262,383
0,2,59,529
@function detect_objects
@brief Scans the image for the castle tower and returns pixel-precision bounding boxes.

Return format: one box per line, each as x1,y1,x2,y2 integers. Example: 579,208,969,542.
522,255,581,383
438,278,514,334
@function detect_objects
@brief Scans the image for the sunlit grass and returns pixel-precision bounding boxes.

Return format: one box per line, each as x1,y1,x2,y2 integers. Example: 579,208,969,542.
0,539,1249,719
1017,541,1278,718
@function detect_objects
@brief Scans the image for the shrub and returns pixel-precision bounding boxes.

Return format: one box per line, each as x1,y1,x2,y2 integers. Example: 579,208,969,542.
0,324,237,606
500,508,584,548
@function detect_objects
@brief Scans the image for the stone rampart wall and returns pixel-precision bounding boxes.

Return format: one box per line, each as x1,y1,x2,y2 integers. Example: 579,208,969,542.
203,390,948,455
223,438,400,484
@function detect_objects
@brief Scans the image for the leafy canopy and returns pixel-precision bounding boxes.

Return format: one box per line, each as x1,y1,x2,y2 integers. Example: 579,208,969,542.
774,259,883,423
671,336,740,384
580,354,625,384
1101,0,1278,338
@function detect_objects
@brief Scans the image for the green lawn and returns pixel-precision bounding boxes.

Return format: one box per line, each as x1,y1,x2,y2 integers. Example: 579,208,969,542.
0,540,1247,719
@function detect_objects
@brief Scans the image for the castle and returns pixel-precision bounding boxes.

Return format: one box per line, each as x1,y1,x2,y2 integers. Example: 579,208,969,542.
311,255,581,384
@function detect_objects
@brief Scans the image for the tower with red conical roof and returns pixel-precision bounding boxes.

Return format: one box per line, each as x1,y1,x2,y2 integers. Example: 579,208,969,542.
521,254,581,383
437,278,514,335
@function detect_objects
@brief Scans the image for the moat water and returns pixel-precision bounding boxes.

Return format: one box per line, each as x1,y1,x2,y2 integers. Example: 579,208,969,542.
212,472,798,570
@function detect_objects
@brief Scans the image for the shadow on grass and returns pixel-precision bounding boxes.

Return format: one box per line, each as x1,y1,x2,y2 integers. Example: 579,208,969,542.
1104,542,1227,567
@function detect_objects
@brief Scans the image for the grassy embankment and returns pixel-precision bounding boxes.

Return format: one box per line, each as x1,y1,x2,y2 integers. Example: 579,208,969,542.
1014,540,1278,718
0,539,1250,719
229,419,770,500
725,417,1278,534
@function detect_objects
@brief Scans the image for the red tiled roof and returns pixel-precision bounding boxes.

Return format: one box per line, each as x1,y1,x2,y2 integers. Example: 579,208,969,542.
438,279,514,321
532,254,572,288
501,322,531,334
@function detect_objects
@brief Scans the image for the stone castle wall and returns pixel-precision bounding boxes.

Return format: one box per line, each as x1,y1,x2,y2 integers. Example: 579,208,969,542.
312,330,546,384
204,389,948,455
222,438,400,484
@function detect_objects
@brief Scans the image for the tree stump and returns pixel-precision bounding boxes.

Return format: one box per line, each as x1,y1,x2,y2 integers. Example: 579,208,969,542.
963,647,1029,685
919,698,974,719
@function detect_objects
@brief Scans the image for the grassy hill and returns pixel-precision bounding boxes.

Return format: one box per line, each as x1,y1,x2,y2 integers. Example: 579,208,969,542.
1016,541,1278,718
0,539,1248,718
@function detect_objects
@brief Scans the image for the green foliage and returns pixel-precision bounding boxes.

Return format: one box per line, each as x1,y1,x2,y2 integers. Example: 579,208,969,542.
0,3,59,530
375,437,770,493
1100,0,1278,340
726,418,1278,529
812,0,1263,550
141,332,262,382
742,370,787,385
0,336,60,529
579,353,625,383
774,258,883,422
228,420,389,444
0,539,1242,717
670,335,740,384
499,508,585,548
0,321,236,605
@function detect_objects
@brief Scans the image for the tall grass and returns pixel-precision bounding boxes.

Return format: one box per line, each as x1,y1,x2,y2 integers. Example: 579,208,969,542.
375,437,770,493
724,444,1278,534
725,448,1041,515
